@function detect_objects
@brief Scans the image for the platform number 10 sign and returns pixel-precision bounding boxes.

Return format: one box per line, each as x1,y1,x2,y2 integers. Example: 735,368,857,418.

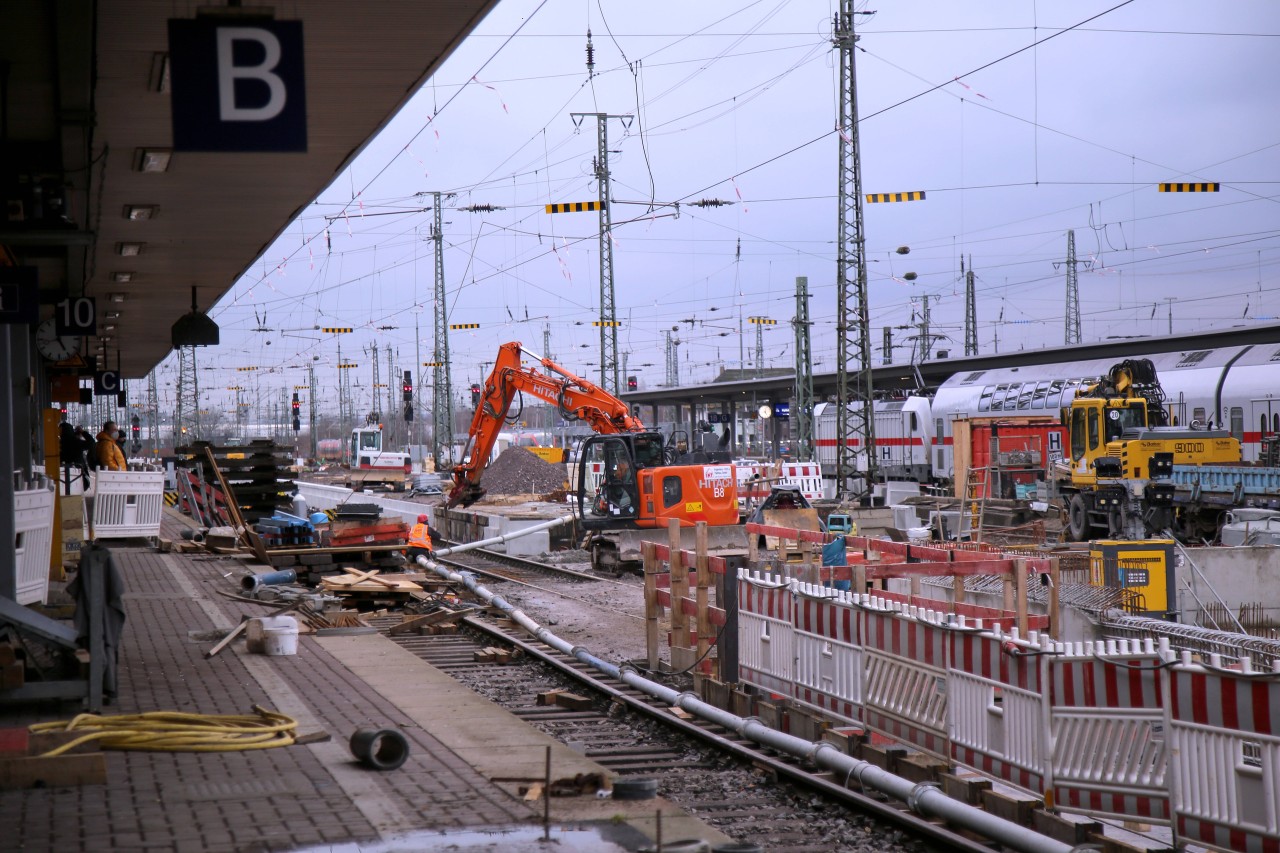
56,297,96,336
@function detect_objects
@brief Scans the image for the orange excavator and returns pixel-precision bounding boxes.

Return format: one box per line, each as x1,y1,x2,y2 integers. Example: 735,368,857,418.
447,342,740,569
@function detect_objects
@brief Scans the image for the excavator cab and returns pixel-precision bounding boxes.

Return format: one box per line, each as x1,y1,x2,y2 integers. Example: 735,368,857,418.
576,432,739,532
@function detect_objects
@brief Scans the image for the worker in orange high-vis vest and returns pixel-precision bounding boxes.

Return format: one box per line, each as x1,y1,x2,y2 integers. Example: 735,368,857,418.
408,514,435,562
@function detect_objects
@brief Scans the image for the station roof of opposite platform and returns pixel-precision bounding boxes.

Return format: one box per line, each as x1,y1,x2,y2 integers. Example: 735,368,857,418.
3,0,499,378
621,320,1280,409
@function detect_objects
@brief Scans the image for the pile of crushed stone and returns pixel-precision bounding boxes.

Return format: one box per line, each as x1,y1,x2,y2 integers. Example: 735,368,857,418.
483,447,569,497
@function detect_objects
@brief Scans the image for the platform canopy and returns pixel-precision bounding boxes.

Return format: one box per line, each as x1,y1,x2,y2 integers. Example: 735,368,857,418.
2,0,498,376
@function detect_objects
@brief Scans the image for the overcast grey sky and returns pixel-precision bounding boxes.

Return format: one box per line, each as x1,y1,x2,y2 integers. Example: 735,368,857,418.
166,0,1280,418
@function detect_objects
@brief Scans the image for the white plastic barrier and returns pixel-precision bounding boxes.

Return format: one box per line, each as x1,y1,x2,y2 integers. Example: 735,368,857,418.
90,469,165,539
860,598,951,757
736,571,795,696
1047,640,1169,823
792,583,862,723
949,627,1049,794
15,481,56,605
1167,656,1280,853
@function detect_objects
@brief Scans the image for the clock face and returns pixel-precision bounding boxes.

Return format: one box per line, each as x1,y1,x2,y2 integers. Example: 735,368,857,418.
36,318,82,361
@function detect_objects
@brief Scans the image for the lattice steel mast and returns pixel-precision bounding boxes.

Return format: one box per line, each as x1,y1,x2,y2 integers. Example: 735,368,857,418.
1065,229,1081,344
793,276,814,461
174,346,200,444
571,112,631,394
964,255,978,356
833,1,875,498
431,192,454,470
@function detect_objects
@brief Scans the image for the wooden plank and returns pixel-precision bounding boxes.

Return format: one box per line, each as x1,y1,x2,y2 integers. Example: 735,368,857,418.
203,446,270,564
0,753,106,789
388,607,479,635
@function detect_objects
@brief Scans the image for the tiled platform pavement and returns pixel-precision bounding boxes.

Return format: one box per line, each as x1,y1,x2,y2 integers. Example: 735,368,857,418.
1,539,728,853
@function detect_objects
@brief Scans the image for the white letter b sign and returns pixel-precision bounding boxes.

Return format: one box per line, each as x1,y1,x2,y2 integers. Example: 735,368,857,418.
169,18,306,152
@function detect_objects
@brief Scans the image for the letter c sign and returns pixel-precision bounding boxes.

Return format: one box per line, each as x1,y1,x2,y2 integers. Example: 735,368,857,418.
168,19,307,152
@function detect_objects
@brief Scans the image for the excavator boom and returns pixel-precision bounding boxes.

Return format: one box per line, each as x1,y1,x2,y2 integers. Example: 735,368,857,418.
447,342,645,507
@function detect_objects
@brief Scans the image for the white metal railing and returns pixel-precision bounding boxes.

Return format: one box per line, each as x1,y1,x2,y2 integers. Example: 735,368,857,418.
734,571,1280,850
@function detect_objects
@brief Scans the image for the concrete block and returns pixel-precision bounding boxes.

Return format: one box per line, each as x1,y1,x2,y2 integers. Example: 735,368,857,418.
1033,810,1103,846
268,555,298,567
940,772,991,806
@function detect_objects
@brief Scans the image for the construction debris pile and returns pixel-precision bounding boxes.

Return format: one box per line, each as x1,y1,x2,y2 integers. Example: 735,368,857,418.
481,447,568,499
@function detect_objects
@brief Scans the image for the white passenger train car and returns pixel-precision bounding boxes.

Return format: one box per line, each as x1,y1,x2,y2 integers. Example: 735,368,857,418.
808,341,1280,490
814,397,934,484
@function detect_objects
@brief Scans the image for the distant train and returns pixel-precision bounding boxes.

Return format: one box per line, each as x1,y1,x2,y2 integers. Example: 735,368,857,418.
814,341,1280,488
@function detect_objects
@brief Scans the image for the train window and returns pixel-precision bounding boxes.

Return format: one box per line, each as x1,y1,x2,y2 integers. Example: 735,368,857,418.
1176,350,1212,368
909,412,918,431
1031,381,1051,409
662,476,682,508
1087,408,1100,451
1273,413,1279,434
978,387,994,412
935,418,944,441
1231,407,1244,440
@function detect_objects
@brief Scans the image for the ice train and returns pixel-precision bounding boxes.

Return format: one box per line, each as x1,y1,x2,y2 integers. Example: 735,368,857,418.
815,341,1280,488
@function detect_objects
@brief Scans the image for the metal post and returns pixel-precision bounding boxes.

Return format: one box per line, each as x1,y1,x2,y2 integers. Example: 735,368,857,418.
965,255,978,356
1065,230,1080,345
0,326,15,600
571,111,632,395
308,364,318,460
793,276,814,462
833,1,876,498
431,191,454,471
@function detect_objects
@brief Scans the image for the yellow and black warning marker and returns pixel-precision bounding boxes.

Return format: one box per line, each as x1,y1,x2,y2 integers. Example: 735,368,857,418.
748,317,777,325
1158,182,1219,193
337,362,359,369
422,361,444,367
449,323,480,330
320,327,353,333
592,320,621,327
546,201,602,214
866,191,926,203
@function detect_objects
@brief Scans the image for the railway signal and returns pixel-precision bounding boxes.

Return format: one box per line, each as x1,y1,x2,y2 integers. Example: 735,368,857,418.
291,393,301,432
470,383,482,407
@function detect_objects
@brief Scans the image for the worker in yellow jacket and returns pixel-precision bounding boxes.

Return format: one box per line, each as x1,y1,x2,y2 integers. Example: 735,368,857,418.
408,514,435,562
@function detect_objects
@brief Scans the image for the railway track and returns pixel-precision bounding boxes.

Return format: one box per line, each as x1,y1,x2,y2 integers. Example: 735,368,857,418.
371,606,996,853
435,539,601,586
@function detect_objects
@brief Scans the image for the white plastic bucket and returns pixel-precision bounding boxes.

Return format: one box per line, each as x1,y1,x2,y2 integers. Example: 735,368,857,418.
262,616,299,656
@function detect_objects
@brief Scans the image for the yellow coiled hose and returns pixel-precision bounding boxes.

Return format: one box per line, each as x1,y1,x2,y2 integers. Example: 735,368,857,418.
29,706,297,756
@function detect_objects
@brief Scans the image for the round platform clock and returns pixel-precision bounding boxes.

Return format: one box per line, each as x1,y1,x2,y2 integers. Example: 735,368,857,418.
35,317,82,361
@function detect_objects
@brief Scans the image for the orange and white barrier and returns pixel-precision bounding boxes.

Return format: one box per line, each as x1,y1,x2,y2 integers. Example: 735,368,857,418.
1047,640,1170,822
860,598,951,757
736,571,795,696
1168,655,1280,853
792,585,861,721
949,627,1048,794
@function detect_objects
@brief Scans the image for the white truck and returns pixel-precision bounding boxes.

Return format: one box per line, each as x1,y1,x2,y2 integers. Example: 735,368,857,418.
346,425,411,491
